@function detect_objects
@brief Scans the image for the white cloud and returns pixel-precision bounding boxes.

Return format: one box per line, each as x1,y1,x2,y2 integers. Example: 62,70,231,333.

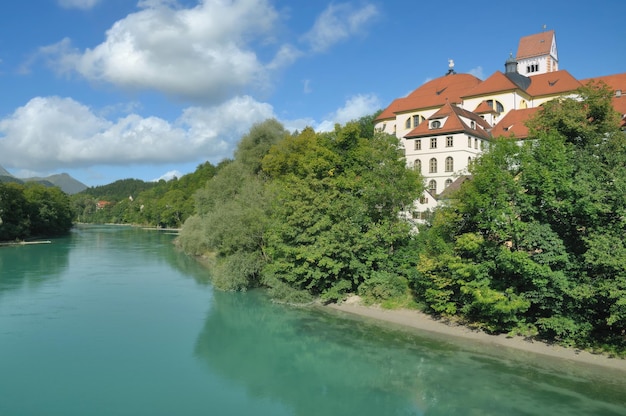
0,95,275,171
58,0,101,10
468,66,485,80
316,94,380,132
302,3,378,53
153,170,182,182
46,0,282,102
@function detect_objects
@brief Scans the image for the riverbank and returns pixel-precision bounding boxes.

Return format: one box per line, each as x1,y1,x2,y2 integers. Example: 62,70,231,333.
325,296,626,372
0,240,51,247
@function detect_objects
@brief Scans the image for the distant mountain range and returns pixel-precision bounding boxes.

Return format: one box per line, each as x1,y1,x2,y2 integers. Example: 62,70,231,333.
0,165,87,195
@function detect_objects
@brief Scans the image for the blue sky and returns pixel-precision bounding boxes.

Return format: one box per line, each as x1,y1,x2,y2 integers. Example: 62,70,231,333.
0,0,624,187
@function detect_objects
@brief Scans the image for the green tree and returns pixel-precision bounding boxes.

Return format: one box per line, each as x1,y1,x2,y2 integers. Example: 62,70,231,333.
414,82,626,350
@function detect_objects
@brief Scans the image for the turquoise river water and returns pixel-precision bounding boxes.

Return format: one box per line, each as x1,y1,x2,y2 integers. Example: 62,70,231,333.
0,225,624,415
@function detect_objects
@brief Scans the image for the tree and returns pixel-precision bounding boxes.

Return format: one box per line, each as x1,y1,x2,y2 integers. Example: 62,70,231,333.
413,82,626,350
262,123,422,301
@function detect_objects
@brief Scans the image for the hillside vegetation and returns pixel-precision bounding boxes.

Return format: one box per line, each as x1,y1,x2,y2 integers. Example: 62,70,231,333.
0,182,73,241
71,162,218,227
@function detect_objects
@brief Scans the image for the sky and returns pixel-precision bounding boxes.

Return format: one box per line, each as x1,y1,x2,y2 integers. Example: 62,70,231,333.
0,0,624,187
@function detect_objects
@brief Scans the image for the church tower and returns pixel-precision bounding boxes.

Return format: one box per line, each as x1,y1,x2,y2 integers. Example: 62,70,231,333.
515,29,558,76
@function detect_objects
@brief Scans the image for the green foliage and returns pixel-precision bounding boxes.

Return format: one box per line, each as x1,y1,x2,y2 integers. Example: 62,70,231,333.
179,117,424,303
412,82,626,353
0,182,73,241
72,161,217,227
357,271,408,303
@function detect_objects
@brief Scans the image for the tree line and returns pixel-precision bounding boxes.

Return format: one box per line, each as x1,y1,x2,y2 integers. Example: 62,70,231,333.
0,182,73,241
178,82,626,355
71,161,219,228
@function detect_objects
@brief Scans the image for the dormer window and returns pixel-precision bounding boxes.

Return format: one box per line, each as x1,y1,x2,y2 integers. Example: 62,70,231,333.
430,120,441,129
470,121,475,129
616,90,622,97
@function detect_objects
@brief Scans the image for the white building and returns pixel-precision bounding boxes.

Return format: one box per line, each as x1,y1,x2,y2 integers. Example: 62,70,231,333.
375,30,626,221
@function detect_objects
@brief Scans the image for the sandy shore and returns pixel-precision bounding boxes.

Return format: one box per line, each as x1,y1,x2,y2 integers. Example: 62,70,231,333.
325,297,626,372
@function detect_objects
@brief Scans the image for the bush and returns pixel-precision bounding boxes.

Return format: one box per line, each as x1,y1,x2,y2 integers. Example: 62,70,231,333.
358,271,408,303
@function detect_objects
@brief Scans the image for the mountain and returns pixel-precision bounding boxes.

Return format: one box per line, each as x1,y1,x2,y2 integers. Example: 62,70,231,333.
23,173,88,195
0,165,13,177
0,164,88,194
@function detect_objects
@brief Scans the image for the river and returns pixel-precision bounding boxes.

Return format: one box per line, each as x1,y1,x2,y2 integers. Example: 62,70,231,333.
0,225,624,415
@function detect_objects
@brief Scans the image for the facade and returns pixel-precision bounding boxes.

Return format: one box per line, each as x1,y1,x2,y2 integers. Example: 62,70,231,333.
375,30,626,222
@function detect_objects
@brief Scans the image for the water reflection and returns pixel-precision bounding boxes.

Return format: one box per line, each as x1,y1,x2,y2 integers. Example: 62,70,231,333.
0,236,70,296
194,290,626,416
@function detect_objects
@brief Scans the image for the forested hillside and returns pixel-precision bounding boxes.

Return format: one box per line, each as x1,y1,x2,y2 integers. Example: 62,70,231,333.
0,182,73,241
71,162,219,227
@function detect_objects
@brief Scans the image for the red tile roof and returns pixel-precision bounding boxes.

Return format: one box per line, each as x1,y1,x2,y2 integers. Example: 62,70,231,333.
376,73,481,121
463,71,523,97
516,30,555,60
405,101,491,140
473,100,497,114
491,107,540,140
525,70,581,97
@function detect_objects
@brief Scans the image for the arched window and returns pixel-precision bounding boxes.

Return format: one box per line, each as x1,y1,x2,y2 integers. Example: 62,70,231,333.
430,120,441,129
405,118,411,129
429,158,437,173
487,99,504,113
445,178,453,188
413,159,421,172
428,180,437,194
445,156,454,172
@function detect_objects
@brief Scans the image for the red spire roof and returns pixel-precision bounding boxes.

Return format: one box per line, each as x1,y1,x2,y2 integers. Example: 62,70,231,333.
516,30,555,60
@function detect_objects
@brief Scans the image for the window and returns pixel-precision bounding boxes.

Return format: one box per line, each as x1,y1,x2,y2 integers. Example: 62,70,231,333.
429,158,437,173
430,138,437,149
468,156,472,166
405,118,411,129
445,178,453,188
526,63,539,73
413,159,421,172
412,115,420,127
414,139,421,150
428,180,437,194
419,196,428,204
486,99,504,113
467,136,472,147
445,156,454,172
431,120,441,129
446,136,453,147
470,121,475,129
474,138,478,149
